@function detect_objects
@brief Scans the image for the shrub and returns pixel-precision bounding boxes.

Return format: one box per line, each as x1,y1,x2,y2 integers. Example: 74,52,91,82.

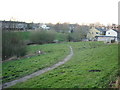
30,30,56,44
2,31,27,60
67,32,81,42
55,33,68,42
67,31,87,42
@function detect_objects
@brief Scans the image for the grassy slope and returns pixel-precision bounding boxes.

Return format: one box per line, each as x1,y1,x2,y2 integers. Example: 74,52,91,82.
10,42,118,88
2,43,70,83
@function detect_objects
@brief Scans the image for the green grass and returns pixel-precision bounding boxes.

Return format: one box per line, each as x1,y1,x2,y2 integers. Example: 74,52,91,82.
9,41,118,88
2,43,70,83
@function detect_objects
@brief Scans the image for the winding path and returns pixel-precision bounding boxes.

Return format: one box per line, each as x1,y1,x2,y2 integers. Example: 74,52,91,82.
2,46,73,88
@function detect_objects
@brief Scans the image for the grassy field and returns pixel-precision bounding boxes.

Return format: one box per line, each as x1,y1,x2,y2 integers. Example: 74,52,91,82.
8,41,118,88
2,43,70,83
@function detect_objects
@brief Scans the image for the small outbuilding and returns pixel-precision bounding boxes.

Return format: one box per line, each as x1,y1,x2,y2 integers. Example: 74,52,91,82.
95,36,116,43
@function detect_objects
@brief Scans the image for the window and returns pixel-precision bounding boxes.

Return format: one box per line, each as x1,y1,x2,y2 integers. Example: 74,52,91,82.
96,32,98,34
108,32,110,34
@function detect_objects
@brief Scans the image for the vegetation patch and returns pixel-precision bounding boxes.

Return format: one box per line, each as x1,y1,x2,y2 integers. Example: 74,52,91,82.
2,31,27,60
2,43,70,83
10,42,118,88
89,70,101,72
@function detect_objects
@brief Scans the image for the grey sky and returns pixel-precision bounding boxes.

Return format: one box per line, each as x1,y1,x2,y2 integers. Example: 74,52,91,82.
0,0,119,25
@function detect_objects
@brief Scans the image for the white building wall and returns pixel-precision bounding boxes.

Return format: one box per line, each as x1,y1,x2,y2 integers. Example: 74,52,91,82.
98,37,115,41
106,29,117,37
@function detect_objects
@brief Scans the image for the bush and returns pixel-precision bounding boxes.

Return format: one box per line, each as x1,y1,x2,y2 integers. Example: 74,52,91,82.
30,30,56,44
67,32,81,42
67,30,87,42
2,31,27,60
55,33,68,42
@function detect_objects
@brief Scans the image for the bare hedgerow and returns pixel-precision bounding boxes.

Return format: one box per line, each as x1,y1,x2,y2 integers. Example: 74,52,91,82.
30,30,56,44
2,31,27,60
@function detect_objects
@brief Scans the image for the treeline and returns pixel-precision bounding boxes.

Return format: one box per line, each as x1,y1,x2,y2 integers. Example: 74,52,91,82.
2,24,89,61
46,23,89,33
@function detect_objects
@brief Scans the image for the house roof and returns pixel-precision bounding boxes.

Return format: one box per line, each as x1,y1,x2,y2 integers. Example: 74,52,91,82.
106,29,119,33
112,29,119,33
95,28,107,32
0,20,26,23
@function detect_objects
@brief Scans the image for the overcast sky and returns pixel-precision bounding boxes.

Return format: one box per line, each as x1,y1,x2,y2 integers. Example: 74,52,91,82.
0,0,119,25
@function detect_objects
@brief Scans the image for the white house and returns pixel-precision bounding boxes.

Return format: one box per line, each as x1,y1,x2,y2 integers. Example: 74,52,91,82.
96,29,118,43
41,24,50,30
106,29,117,37
106,29,118,41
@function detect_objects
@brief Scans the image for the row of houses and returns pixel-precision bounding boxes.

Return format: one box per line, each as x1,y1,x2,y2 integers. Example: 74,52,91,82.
0,20,50,30
0,21,28,30
87,27,120,43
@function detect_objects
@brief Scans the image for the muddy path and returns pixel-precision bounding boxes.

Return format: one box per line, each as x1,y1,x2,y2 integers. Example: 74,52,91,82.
2,46,73,88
